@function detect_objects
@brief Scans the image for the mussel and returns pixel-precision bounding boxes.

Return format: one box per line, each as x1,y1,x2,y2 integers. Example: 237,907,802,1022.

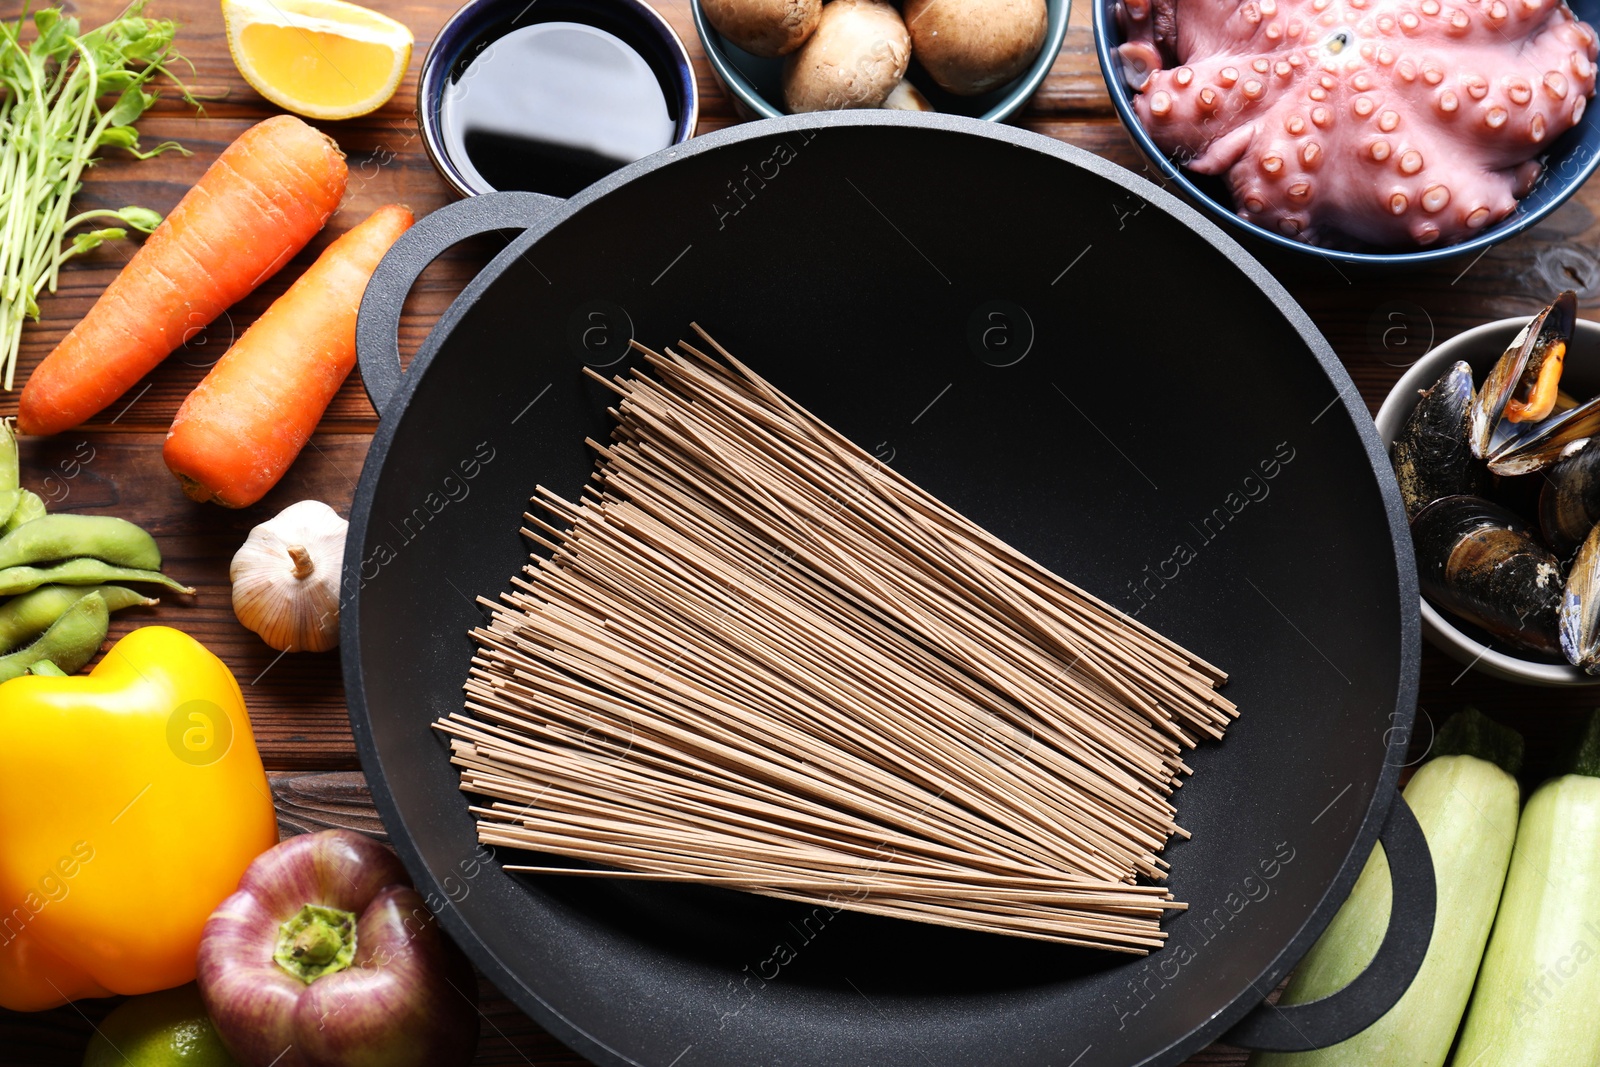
1561,524,1600,673
1539,438,1600,557
1469,290,1577,461
1392,361,1488,518
1470,291,1600,477
1412,495,1563,655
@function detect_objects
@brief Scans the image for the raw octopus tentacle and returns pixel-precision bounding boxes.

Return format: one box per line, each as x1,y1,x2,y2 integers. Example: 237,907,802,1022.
1117,0,1600,248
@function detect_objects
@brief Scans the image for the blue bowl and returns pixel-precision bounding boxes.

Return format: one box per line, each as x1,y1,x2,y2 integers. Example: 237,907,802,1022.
1092,0,1600,266
418,0,700,198
692,0,1072,122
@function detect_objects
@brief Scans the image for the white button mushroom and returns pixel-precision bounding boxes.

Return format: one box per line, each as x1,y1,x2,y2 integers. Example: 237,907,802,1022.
904,0,1049,96
782,0,913,113
703,0,822,58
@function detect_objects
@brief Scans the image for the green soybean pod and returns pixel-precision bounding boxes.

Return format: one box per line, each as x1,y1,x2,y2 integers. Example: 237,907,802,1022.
2,491,46,534
0,420,18,529
0,593,109,683
0,559,195,598
0,514,162,571
0,584,157,654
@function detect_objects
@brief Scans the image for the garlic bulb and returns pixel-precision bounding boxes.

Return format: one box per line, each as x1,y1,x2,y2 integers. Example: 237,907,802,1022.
231,500,348,653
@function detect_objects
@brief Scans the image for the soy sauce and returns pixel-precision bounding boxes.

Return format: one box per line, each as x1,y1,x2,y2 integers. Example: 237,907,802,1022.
439,20,678,198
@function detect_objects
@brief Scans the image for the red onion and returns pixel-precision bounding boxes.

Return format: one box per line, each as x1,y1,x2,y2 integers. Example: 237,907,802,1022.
197,829,479,1067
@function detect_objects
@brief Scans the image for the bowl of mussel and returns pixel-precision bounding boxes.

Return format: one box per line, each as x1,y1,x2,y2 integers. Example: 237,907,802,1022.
1377,292,1600,686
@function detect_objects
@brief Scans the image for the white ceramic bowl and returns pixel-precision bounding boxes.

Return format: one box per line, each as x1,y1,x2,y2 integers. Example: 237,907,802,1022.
1376,316,1600,687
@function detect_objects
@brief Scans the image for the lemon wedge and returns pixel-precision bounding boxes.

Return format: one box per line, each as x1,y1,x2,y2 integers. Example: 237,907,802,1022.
221,0,413,121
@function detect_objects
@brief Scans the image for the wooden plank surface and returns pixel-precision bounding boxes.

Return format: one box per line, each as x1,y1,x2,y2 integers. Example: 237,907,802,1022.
4,0,1600,1062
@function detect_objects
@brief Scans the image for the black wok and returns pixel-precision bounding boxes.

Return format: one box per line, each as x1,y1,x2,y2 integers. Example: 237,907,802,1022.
344,111,1431,1067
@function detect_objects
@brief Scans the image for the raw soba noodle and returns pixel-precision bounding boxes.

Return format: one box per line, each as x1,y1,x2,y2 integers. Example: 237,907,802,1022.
436,326,1236,954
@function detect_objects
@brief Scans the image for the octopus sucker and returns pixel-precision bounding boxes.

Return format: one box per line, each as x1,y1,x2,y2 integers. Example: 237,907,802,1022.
1119,0,1597,248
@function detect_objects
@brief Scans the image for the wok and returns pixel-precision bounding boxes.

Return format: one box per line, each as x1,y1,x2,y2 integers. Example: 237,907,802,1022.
345,111,1431,1067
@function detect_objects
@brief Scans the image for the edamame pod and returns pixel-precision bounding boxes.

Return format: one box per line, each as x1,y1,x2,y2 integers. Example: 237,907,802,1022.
0,584,157,654
0,420,18,529
0,593,109,682
0,559,194,598
0,514,161,571
2,491,46,533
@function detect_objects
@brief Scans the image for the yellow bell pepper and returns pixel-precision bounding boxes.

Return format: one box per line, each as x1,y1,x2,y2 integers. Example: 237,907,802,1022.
0,626,278,1010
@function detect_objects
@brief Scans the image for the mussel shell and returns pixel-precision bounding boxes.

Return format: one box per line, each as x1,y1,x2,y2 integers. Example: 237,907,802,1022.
1539,437,1600,557
1469,290,1578,460
1486,392,1600,477
1391,361,1487,518
1413,495,1564,655
1561,524,1600,673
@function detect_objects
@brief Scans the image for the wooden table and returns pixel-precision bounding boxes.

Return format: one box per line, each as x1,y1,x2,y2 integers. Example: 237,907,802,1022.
5,0,1599,1062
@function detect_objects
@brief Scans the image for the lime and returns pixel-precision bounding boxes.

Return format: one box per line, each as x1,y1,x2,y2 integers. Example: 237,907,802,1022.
82,984,239,1067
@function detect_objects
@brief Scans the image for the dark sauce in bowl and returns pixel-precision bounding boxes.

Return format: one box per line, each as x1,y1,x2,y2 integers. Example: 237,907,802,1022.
439,19,680,198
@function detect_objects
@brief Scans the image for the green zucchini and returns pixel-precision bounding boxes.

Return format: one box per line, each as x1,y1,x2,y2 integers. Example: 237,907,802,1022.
1451,711,1600,1066
1251,709,1522,1067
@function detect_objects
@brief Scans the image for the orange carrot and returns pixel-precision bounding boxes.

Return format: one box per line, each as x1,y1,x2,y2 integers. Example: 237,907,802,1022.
163,205,414,508
19,116,348,437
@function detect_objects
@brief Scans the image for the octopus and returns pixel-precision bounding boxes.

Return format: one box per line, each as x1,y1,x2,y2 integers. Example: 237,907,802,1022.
1117,0,1600,248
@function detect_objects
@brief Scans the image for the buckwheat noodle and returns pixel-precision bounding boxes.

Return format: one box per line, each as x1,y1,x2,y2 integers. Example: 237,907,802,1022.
436,326,1236,954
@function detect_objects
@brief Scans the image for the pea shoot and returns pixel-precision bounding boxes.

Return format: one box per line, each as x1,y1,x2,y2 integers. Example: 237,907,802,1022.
0,2,191,389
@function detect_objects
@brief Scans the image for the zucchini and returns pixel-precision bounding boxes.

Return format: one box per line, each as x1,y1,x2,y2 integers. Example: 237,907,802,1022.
1251,709,1522,1067
1451,711,1600,1066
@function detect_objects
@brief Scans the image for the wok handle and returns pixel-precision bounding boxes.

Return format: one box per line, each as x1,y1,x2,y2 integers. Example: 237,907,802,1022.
355,191,564,417
1225,792,1437,1051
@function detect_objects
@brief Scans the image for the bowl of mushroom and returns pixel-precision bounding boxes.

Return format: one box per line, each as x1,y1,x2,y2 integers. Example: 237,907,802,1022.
692,0,1072,121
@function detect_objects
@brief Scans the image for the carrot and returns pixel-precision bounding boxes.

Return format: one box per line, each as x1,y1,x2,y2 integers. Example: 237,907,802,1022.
163,205,414,508
18,115,348,437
